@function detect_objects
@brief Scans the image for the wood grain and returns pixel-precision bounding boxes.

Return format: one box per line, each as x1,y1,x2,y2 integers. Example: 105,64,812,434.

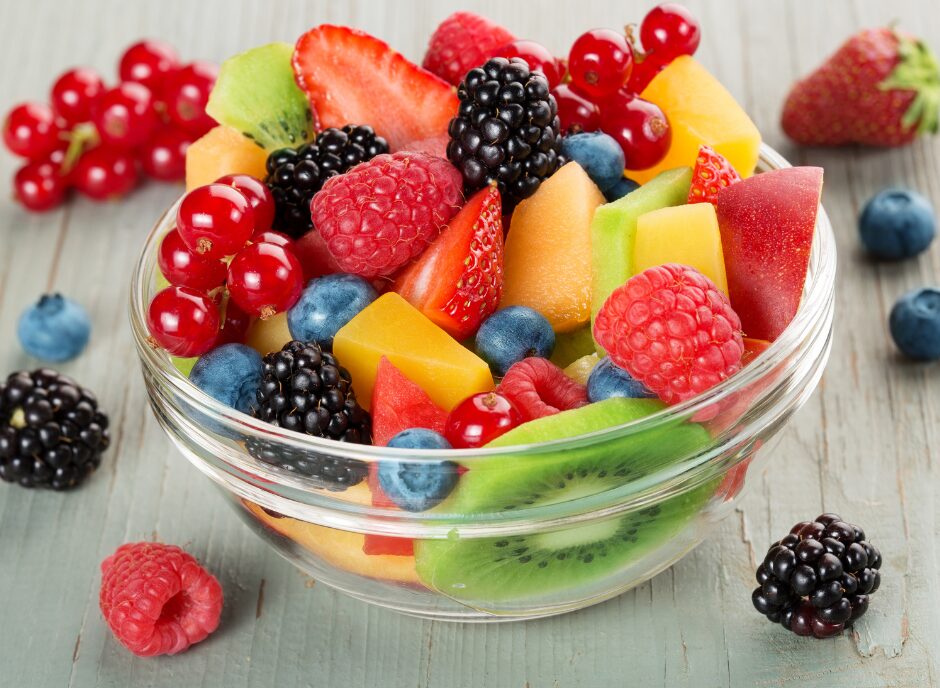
0,1,938,686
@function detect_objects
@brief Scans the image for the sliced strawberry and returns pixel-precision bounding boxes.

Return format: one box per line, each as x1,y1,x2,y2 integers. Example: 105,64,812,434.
399,132,449,158
394,186,503,340
687,145,742,206
371,357,448,447
293,25,459,152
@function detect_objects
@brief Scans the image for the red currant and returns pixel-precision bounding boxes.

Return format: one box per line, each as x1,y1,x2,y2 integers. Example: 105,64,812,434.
251,230,296,252
552,84,600,133
216,298,252,346
568,29,634,101
147,286,220,357
119,40,180,92
444,392,522,449
493,40,562,88
13,158,68,212
3,103,61,160
138,126,193,181
92,82,159,148
599,91,671,170
639,4,701,61
626,54,668,93
158,228,227,291
177,183,255,259
72,146,139,200
162,62,218,137
215,174,275,234
226,242,304,318
50,68,105,124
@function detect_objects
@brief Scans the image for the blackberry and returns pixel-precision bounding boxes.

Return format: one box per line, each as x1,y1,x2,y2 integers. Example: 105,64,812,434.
248,340,370,490
0,369,110,490
447,57,563,211
264,125,389,237
752,514,882,638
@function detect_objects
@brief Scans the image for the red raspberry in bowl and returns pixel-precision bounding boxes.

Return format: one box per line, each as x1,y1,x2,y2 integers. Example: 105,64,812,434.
422,11,516,86
593,263,744,405
99,542,223,657
498,357,589,421
311,151,463,279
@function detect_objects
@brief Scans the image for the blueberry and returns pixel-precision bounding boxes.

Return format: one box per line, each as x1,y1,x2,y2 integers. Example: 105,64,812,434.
604,176,640,202
475,306,555,376
889,287,940,361
587,357,655,401
378,429,457,512
287,273,377,348
190,343,263,413
17,293,91,362
859,188,935,260
560,132,625,192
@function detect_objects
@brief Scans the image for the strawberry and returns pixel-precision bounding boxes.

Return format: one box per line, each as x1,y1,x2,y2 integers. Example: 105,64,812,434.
394,186,503,340
423,12,516,86
687,145,741,205
782,27,940,147
293,25,459,151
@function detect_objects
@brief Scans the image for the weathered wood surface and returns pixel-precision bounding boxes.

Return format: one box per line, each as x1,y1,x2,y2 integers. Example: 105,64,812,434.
0,1,938,686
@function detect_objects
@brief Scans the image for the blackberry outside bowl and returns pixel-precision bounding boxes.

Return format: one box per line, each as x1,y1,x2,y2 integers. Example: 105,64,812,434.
130,145,835,621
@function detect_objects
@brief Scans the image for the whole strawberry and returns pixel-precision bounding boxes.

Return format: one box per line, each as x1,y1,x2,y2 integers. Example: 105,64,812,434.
782,28,940,147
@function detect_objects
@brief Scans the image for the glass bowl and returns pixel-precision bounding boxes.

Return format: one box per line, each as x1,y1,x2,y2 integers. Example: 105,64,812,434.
129,144,835,622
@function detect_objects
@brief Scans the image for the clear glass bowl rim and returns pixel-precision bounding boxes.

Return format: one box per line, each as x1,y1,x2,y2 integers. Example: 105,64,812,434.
129,144,836,466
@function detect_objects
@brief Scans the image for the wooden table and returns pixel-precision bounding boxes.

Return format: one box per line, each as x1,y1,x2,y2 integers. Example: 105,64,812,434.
1,1,938,685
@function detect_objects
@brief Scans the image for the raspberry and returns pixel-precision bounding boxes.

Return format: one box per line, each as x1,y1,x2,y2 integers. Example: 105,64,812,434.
422,12,516,86
311,152,463,279
687,145,741,206
99,542,223,657
498,357,589,421
593,264,744,405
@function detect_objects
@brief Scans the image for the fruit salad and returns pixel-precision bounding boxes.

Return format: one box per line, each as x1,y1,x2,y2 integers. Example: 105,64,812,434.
138,5,828,614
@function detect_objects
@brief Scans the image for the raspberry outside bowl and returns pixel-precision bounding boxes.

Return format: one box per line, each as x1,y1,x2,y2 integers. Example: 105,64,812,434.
130,145,835,621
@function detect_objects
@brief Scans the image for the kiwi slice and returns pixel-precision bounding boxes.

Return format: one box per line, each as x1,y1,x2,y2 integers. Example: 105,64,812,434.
414,398,715,603
206,43,314,151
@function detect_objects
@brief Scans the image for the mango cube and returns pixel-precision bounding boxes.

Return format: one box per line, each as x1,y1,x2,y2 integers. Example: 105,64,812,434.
333,293,494,411
501,162,606,333
634,203,729,295
629,57,761,184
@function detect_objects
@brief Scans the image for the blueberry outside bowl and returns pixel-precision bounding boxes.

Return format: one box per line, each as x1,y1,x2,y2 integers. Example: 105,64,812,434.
129,145,836,622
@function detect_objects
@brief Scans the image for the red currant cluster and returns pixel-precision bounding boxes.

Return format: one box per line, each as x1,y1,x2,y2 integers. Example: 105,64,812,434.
548,3,701,169
148,176,305,357
2,40,217,212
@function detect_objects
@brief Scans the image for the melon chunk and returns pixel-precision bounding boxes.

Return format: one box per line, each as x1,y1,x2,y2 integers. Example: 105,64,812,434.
185,125,268,191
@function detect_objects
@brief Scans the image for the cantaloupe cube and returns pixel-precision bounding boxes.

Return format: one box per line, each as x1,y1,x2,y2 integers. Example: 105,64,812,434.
333,293,494,411
185,125,269,190
628,57,761,184
634,203,729,295
501,162,605,333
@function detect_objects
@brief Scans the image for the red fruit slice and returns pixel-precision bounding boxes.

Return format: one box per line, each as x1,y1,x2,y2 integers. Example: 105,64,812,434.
687,145,741,205
716,166,823,342
293,25,459,152
363,463,416,556
371,357,448,447
294,229,342,281
497,357,589,421
394,186,503,340
399,132,449,158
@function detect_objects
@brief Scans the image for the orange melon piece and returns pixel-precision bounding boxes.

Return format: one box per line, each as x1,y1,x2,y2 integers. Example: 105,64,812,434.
243,500,420,584
185,125,268,190
500,162,605,332
333,293,494,411
629,57,761,184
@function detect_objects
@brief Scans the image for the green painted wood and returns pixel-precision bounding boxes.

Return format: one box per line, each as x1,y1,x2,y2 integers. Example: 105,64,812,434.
0,0,938,686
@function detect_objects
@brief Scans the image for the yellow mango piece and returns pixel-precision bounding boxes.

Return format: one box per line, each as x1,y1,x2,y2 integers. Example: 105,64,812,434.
629,57,761,184
634,203,729,295
246,312,291,356
501,163,605,333
333,293,494,411
185,125,268,190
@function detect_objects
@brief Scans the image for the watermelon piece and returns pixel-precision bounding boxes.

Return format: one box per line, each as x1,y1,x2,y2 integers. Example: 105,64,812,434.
371,356,448,446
